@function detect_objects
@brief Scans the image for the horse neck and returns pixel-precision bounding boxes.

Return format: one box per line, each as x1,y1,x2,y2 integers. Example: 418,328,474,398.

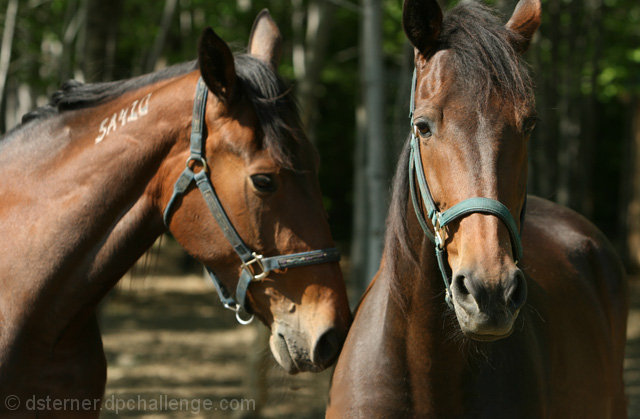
0,72,198,349
371,200,470,414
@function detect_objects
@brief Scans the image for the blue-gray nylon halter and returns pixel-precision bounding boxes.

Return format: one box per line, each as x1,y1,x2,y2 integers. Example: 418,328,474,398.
408,69,524,308
163,78,340,324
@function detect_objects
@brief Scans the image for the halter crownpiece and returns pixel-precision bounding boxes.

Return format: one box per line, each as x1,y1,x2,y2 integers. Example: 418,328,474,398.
408,69,524,308
163,77,340,324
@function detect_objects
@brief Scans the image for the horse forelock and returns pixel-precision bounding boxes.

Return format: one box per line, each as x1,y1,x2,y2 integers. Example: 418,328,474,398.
434,2,535,119
234,54,304,171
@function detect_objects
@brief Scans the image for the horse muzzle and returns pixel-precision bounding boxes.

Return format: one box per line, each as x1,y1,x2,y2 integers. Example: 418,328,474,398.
450,266,527,341
269,321,346,374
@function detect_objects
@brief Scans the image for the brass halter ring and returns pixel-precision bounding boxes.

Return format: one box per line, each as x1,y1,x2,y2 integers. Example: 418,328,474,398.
186,155,208,174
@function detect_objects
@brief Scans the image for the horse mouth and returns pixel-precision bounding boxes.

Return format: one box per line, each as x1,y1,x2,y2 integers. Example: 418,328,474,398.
463,327,515,342
269,332,319,374
454,302,520,342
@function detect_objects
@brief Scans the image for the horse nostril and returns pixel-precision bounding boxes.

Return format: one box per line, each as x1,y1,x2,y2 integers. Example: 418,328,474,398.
453,274,470,296
505,269,527,311
312,327,342,368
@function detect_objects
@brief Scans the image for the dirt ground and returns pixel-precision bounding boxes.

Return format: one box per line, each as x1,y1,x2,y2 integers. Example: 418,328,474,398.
99,242,334,418
98,243,640,418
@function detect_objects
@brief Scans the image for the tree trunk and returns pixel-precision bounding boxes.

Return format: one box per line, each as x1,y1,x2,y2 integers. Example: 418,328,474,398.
0,0,18,116
292,0,335,143
59,0,83,83
362,0,386,285
391,44,413,157
350,103,369,302
83,0,122,82
574,0,604,218
627,99,640,273
145,0,178,73
530,0,560,200
350,0,388,296
556,0,585,209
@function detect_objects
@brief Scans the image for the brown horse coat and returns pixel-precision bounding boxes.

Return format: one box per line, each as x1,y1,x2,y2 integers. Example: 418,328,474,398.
0,11,350,418
328,196,627,417
328,0,627,417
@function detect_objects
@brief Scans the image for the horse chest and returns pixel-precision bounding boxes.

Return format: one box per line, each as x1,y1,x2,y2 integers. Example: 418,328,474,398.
459,343,548,418
400,317,549,417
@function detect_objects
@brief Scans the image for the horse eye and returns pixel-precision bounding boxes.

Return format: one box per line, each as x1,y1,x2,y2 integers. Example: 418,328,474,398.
415,121,432,138
250,174,277,193
523,116,538,135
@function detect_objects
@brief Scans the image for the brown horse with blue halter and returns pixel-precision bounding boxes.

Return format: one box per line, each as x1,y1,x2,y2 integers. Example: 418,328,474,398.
327,0,627,417
0,10,351,417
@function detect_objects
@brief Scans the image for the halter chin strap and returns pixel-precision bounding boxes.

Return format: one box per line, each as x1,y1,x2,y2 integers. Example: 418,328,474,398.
408,69,524,308
163,78,340,324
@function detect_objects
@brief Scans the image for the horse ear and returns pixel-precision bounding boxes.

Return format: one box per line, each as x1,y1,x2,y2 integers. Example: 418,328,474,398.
402,0,443,56
248,9,283,69
198,27,236,103
506,0,541,53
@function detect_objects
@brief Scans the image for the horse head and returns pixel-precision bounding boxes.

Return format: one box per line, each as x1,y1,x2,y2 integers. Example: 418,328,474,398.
403,0,540,341
162,11,351,371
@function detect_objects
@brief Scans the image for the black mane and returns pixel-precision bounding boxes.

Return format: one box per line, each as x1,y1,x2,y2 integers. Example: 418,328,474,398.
18,55,302,168
21,61,199,123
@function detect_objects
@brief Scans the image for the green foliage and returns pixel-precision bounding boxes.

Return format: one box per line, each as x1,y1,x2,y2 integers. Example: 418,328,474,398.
1,0,638,246
598,0,640,99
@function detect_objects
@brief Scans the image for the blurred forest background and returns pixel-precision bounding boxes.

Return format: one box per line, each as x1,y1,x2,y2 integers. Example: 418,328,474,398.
1,0,640,294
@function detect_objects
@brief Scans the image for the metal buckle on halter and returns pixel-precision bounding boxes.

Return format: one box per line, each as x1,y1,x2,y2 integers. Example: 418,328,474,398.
432,212,447,250
241,252,269,280
186,155,209,173
223,302,255,325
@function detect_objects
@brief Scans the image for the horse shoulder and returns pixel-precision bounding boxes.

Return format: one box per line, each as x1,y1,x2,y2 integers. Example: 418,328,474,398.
521,196,627,413
525,196,627,315
327,267,412,417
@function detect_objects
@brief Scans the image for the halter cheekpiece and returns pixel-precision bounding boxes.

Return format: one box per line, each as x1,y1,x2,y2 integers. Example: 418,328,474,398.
408,69,524,308
163,78,340,324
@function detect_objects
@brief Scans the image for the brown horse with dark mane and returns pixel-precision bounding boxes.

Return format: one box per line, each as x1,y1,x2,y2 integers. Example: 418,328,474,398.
328,0,627,417
0,11,351,417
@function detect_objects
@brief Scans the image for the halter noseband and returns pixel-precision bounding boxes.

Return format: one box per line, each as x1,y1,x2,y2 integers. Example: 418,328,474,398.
163,78,340,325
408,69,524,308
